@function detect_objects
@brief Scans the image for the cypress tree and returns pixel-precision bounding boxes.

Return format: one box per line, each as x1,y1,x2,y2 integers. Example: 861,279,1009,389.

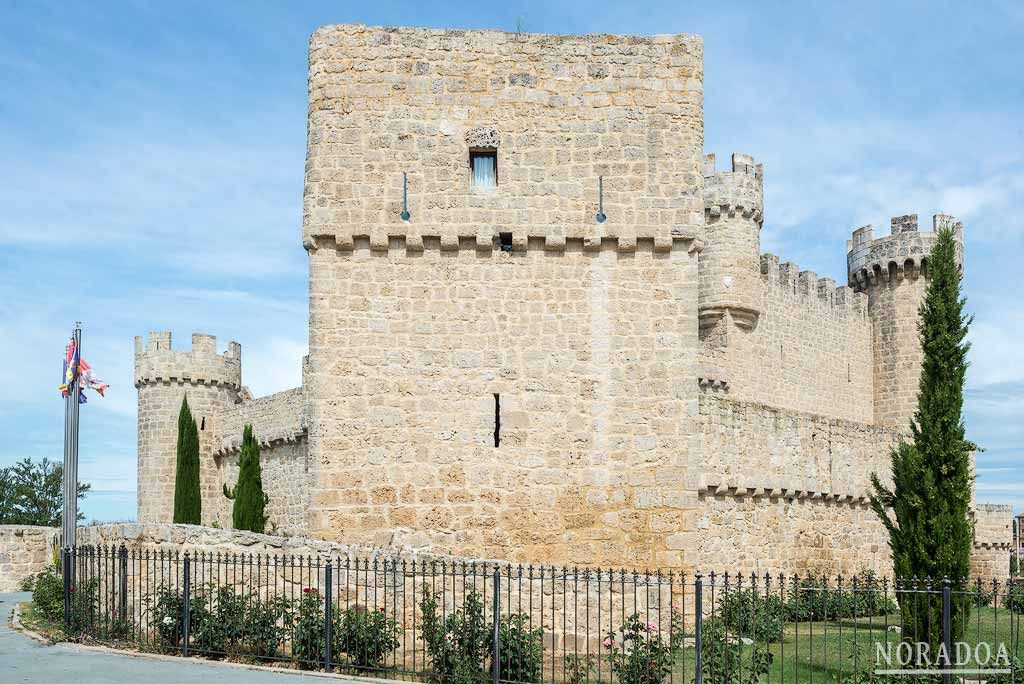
870,226,974,647
223,424,268,533
172,396,202,524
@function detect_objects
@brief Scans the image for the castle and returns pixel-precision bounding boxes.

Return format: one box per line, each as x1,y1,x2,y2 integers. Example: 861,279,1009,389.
134,24,1011,577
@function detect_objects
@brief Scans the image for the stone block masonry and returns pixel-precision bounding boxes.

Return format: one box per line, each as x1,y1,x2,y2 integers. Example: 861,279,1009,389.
0,525,58,591
305,236,700,569
302,25,705,248
129,23,1011,579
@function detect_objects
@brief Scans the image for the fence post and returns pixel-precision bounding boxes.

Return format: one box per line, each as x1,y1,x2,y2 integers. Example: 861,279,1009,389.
62,547,72,632
182,552,191,657
118,545,128,623
492,566,501,684
694,573,703,684
942,576,951,684
325,560,333,673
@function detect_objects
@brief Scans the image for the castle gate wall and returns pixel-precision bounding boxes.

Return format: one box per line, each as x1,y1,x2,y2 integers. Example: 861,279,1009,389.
305,238,700,569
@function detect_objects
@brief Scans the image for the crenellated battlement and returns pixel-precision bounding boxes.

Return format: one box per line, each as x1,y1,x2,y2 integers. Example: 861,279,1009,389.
760,253,868,318
306,232,701,255
703,152,764,222
134,331,242,390
847,213,964,290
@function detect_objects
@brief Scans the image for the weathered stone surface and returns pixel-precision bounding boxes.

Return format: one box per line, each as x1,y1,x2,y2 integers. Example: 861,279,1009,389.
0,526,58,591
127,23,1009,579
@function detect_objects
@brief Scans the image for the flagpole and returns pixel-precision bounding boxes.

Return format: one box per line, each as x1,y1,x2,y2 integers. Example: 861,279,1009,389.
61,337,72,550
61,322,82,552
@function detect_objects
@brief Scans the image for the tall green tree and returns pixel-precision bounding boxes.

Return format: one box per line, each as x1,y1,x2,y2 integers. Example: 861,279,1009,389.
0,458,90,526
172,396,202,524
870,227,974,647
223,424,268,533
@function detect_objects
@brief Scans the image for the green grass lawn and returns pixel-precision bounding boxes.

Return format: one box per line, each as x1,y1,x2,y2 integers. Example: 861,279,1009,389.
667,609,1023,684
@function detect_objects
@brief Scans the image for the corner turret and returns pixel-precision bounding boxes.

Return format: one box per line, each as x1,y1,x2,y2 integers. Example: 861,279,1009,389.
846,214,965,428
135,332,242,523
700,153,764,331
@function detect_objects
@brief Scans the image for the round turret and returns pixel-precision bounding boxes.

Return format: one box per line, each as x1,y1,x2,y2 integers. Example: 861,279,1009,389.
700,153,764,330
846,214,965,428
135,332,242,523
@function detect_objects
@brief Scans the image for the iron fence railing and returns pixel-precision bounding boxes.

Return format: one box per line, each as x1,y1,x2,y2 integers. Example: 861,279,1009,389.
56,545,1023,683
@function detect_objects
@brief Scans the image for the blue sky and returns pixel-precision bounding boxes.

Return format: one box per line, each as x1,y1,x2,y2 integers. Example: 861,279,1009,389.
1,1,1020,522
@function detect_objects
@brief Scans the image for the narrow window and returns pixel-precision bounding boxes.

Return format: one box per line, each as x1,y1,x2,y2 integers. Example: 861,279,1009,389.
493,393,501,447
471,149,497,188
200,416,206,431
499,232,513,253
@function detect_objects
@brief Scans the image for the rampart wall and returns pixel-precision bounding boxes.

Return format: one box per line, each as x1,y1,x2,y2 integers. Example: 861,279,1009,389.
690,395,899,575
699,255,873,423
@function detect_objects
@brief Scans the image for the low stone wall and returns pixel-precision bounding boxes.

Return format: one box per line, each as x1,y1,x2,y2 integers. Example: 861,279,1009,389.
75,523,674,655
0,525,58,591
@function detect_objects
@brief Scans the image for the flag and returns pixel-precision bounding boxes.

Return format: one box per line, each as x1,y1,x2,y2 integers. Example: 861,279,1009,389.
58,338,108,401
79,358,109,396
58,340,78,397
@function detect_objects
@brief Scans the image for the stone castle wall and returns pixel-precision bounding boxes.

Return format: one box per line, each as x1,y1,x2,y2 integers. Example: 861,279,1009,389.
211,387,312,534
700,257,873,423
214,441,312,536
697,395,899,498
305,237,700,569
691,395,899,575
302,24,705,248
126,25,1012,582
0,525,58,592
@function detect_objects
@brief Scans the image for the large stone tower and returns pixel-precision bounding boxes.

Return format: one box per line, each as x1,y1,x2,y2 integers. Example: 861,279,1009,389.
847,213,965,429
134,332,242,523
699,152,764,333
300,24,706,567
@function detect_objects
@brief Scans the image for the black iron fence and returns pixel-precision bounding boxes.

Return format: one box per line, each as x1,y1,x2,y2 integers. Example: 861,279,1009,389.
56,545,1023,683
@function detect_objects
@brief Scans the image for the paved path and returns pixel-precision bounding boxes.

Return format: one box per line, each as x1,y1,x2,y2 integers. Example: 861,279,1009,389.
0,593,352,683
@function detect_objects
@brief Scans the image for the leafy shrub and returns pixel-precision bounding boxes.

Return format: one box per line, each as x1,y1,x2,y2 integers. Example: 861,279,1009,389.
149,585,187,649
718,587,784,642
19,572,37,592
603,613,674,684
65,578,99,637
190,584,246,656
334,605,401,671
494,613,543,683
31,568,65,622
1004,582,1024,614
292,588,326,668
420,586,490,684
564,654,596,684
696,619,771,684
971,586,994,608
243,595,292,659
785,571,896,622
